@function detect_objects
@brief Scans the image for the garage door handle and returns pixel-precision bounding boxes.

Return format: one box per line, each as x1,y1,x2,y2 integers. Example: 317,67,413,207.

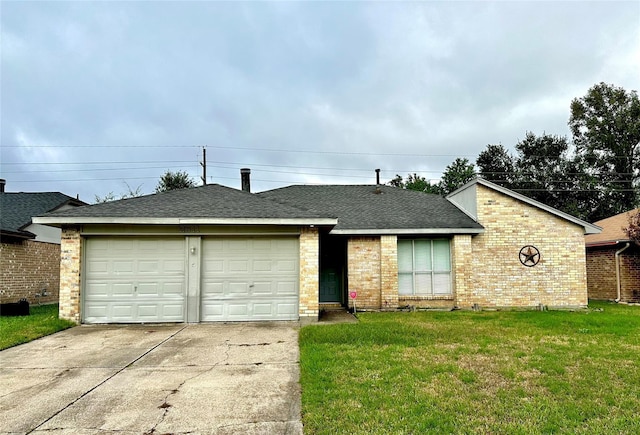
249,283,254,288
134,286,137,292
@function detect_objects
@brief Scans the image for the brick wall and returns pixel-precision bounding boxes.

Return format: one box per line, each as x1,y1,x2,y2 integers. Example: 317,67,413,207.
589,245,640,302
620,248,640,302
348,236,381,309
59,227,82,323
299,226,320,319
451,234,472,306
586,248,617,300
0,240,61,304
380,235,398,310
461,185,588,309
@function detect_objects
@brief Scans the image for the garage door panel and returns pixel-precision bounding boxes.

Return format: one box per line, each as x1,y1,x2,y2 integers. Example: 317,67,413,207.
200,237,299,321
84,237,186,323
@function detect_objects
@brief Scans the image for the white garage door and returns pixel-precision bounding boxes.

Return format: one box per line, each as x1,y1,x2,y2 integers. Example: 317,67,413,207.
84,237,186,323
200,237,299,321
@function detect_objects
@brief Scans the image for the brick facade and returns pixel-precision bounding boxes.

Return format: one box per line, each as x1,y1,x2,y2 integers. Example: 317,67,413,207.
587,245,640,302
299,226,320,318
0,239,61,304
59,227,82,322
461,185,588,308
380,235,398,310
347,237,382,309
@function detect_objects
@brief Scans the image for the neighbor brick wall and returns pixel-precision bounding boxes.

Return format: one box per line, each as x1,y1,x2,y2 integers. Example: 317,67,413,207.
299,226,320,319
0,240,60,304
59,226,82,323
586,248,617,300
620,248,640,302
460,185,588,308
348,236,381,309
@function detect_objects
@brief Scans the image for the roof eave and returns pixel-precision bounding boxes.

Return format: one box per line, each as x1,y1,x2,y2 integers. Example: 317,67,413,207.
330,228,485,235
32,216,338,227
586,239,633,248
0,229,36,240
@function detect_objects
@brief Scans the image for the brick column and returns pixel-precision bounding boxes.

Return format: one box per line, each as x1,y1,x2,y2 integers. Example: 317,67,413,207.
452,234,472,308
60,226,82,323
299,226,320,320
380,235,398,309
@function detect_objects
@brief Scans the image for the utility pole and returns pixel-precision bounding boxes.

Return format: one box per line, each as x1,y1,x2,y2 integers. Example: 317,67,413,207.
200,147,207,185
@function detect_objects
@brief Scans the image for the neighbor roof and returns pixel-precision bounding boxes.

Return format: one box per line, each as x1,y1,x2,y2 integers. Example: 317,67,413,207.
1,192,85,239
258,185,484,235
585,208,639,247
34,184,337,226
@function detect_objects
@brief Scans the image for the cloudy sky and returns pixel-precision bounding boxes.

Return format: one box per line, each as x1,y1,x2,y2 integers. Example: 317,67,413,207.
1,1,638,202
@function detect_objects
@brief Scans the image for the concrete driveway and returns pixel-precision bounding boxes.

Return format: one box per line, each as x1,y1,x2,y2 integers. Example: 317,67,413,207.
0,323,302,434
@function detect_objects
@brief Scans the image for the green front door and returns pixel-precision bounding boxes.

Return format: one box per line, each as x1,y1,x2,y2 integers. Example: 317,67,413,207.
320,267,341,303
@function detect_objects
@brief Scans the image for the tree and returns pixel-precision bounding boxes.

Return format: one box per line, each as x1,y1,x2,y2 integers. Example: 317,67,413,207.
94,182,143,204
476,144,515,188
388,173,440,194
156,170,196,193
625,209,640,245
439,158,476,195
513,132,574,212
569,82,640,220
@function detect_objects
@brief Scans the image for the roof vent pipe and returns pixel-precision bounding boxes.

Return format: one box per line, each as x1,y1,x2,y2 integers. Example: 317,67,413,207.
375,169,381,185
240,168,251,193
0,179,5,193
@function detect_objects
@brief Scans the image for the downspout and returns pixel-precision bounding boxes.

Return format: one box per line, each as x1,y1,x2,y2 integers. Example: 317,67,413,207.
615,242,631,303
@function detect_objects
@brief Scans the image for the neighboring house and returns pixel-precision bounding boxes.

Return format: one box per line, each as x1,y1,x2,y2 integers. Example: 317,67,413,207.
585,209,640,303
34,174,600,324
0,179,86,304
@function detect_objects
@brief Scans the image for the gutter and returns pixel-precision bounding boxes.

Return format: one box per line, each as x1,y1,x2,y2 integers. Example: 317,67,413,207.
615,242,632,303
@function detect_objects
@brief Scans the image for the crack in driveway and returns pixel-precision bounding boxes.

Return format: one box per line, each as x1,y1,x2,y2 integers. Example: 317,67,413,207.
25,325,189,435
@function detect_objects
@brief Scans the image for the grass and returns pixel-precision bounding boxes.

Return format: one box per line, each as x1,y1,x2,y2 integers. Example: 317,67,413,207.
0,304,75,350
300,301,640,434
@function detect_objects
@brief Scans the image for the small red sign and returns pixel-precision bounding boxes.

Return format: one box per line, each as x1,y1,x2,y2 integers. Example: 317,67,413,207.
350,291,357,299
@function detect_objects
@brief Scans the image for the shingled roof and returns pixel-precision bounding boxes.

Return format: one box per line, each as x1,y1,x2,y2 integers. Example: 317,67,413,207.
585,208,639,247
0,192,85,239
36,184,337,226
258,185,484,234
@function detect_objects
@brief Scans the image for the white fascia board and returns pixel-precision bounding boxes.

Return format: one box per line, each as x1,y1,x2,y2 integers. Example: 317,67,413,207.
330,228,484,235
32,216,338,226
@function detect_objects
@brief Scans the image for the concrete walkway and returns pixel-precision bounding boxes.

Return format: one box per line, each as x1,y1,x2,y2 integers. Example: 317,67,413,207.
0,323,302,434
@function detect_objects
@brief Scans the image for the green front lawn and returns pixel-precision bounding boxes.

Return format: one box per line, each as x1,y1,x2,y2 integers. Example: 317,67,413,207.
0,304,75,350
300,302,640,434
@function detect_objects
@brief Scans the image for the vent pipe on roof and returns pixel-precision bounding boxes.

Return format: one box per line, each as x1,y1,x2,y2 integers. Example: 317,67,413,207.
374,169,382,194
241,168,251,192
0,179,5,193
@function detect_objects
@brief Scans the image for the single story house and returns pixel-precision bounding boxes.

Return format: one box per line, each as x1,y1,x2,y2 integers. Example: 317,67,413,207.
585,208,640,303
0,179,86,304
34,174,600,324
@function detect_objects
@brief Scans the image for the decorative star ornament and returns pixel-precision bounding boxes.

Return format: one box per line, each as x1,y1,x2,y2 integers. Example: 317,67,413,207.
519,245,541,267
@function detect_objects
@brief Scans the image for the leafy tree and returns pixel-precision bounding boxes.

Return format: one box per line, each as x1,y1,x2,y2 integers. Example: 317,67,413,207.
625,209,640,245
476,144,515,188
388,173,440,194
513,132,574,212
439,158,476,195
156,170,196,193
94,182,143,204
569,82,640,220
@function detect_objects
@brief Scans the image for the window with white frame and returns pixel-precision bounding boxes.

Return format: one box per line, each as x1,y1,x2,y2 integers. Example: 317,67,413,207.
398,239,452,297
